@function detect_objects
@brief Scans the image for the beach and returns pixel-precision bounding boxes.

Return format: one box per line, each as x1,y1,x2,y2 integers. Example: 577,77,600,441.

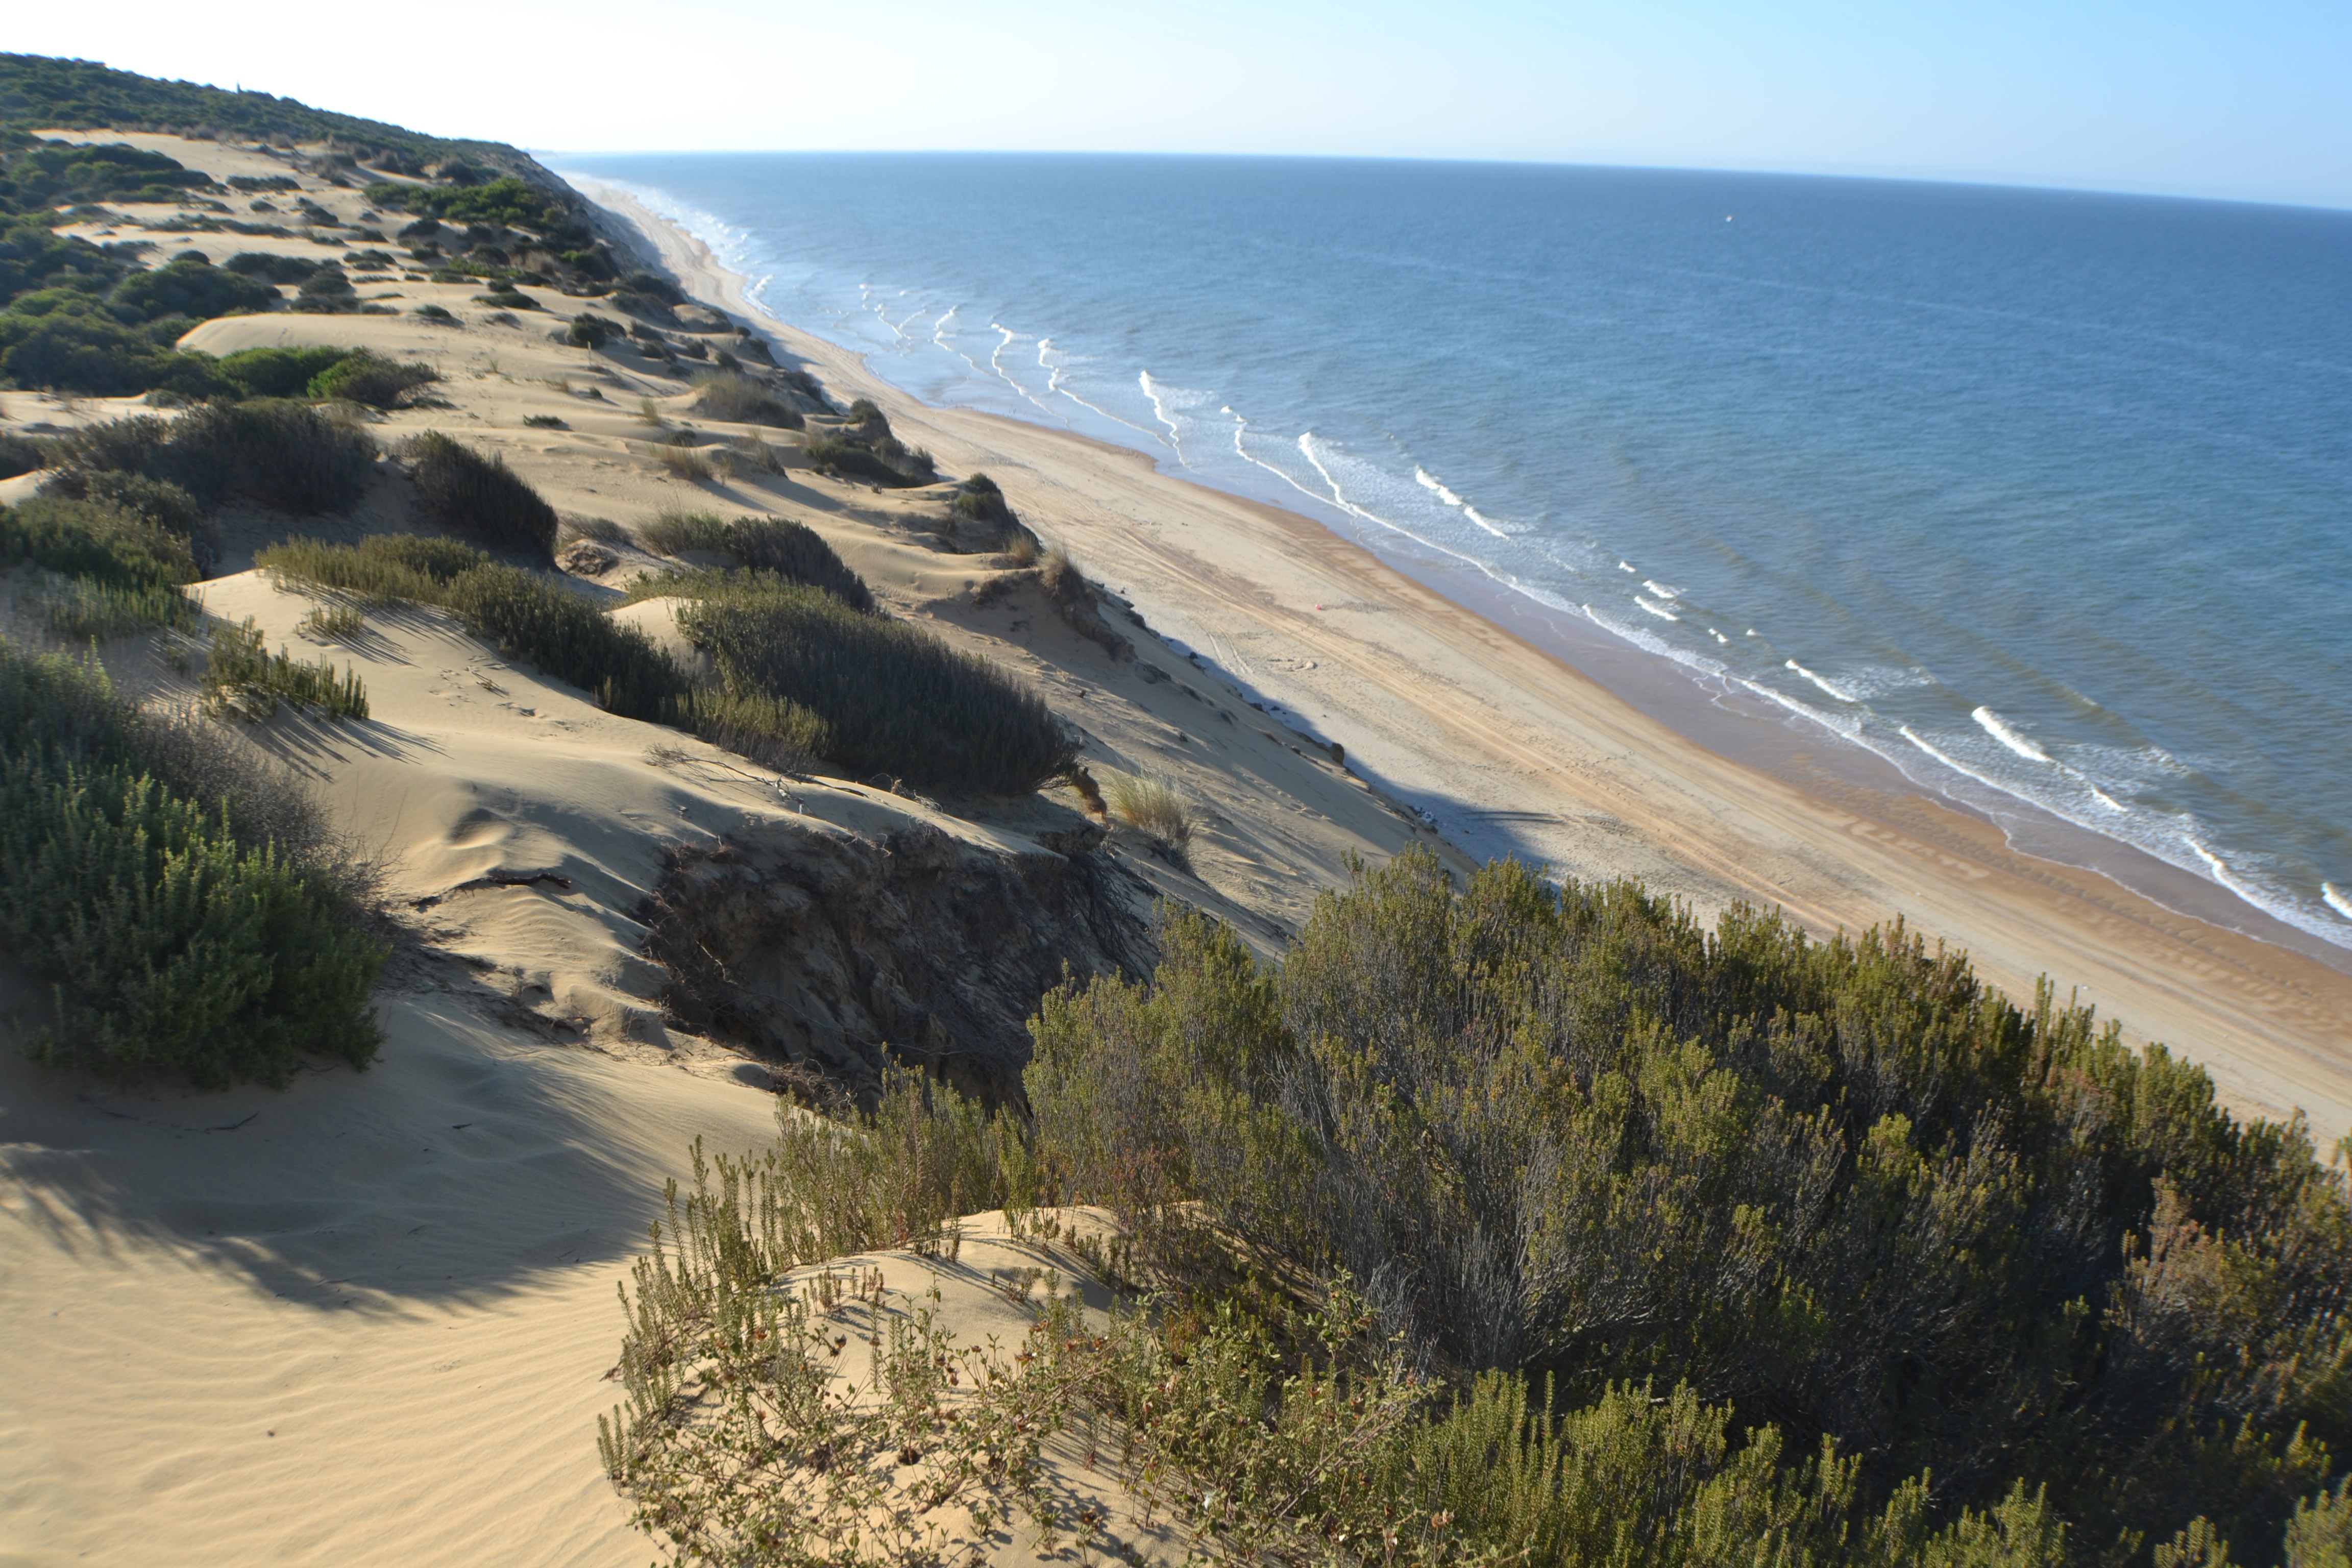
585,180,2352,1149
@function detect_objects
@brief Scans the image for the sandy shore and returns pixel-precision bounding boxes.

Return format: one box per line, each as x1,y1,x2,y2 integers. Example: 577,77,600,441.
580,180,2352,1149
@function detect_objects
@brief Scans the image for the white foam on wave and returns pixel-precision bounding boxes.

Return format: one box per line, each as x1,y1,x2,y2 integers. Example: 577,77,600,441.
1295,433,1492,571
1641,579,1683,600
1784,659,1858,703
2326,884,2352,922
1635,596,1680,622
1036,342,1159,442
1578,602,1732,681
1741,677,1864,740
1971,706,2051,763
986,322,1059,416
1408,465,1508,536
1618,561,1637,573
1140,371,1211,464
1415,468,1463,507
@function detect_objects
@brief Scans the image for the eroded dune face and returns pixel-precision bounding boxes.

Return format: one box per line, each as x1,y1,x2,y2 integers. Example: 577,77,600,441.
647,818,1154,1104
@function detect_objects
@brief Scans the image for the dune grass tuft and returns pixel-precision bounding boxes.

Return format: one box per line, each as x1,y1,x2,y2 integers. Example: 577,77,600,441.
201,619,369,721
1099,769,1194,853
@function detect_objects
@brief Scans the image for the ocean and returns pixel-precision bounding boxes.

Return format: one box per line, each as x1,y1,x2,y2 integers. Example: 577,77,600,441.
552,152,2352,956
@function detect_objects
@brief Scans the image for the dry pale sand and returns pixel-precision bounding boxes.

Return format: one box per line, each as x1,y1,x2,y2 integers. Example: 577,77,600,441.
582,182,2352,1150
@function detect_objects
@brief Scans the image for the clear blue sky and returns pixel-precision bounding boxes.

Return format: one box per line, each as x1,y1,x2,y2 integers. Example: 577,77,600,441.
16,0,2351,207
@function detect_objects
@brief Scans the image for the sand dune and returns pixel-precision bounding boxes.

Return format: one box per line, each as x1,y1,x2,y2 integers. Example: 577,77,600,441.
4,127,2350,1568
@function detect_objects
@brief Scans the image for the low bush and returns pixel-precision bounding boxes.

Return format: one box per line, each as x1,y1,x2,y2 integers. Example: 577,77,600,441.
635,509,727,557
688,369,802,429
65,399,377,514
674,573,1076,796
402,431,557,558
106,253,278,324
0,429,53,480
1,494,197,592
222,250,320,285
564,312,613,348
671,685,830,773
636,513,871,611
211,342,350,398
521,412,566,429
201,618,368,720
473,285,537,311
0,640,383,1088
256,536,686,720
605,847,2352,1568
307,350,436,409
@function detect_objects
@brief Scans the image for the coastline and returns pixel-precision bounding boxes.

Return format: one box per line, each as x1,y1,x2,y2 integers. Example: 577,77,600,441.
579,176,2352,1146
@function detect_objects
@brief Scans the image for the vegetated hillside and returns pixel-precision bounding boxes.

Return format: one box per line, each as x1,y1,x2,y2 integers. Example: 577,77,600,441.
0,54,642,398
1,52,507,167
607,853,2352,1568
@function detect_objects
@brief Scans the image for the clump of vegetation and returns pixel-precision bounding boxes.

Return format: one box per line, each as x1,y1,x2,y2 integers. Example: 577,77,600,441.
201,618,368,721
687,368,803,429
472,285,537,311
0,638,383,1087
654,443,719,483
296,601,364,641
1099,769,1194,855
307,350,436,409
2,492,198,593
637,512,872,611
256,535,685,720
401,431,557,558
63,399,377,514
0,428,53,480
564,312,614,349
671,572,1076,796
210,342,348,398
605,856,2352,1568
521,412,566,429
803,399,935,487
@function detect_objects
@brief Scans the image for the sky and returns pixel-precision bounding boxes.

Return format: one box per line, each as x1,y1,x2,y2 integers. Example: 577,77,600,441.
13,0,2351,208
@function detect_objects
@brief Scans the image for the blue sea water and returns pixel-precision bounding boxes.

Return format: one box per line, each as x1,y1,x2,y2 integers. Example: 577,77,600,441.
554,152,2352,953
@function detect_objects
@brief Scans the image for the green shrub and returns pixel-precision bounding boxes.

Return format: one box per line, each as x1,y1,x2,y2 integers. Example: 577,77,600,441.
521,412,566,429
441,562,680,714
0,428,53,479
673,573,1074,795
106,253,278,323
635,509,727,556
292,263,356,312
307,350,436,408
672,685,830,773
0,293,211,396
222,251,320,286
211,342,350,398
688,368,802,429
0,640,383,1088
201,618,368,720
635,513,871,611
472,285,537,311
564,311,612,348
1020,854,2352,1566
65,399,376,513
402,431,557,558
1,494,197,590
